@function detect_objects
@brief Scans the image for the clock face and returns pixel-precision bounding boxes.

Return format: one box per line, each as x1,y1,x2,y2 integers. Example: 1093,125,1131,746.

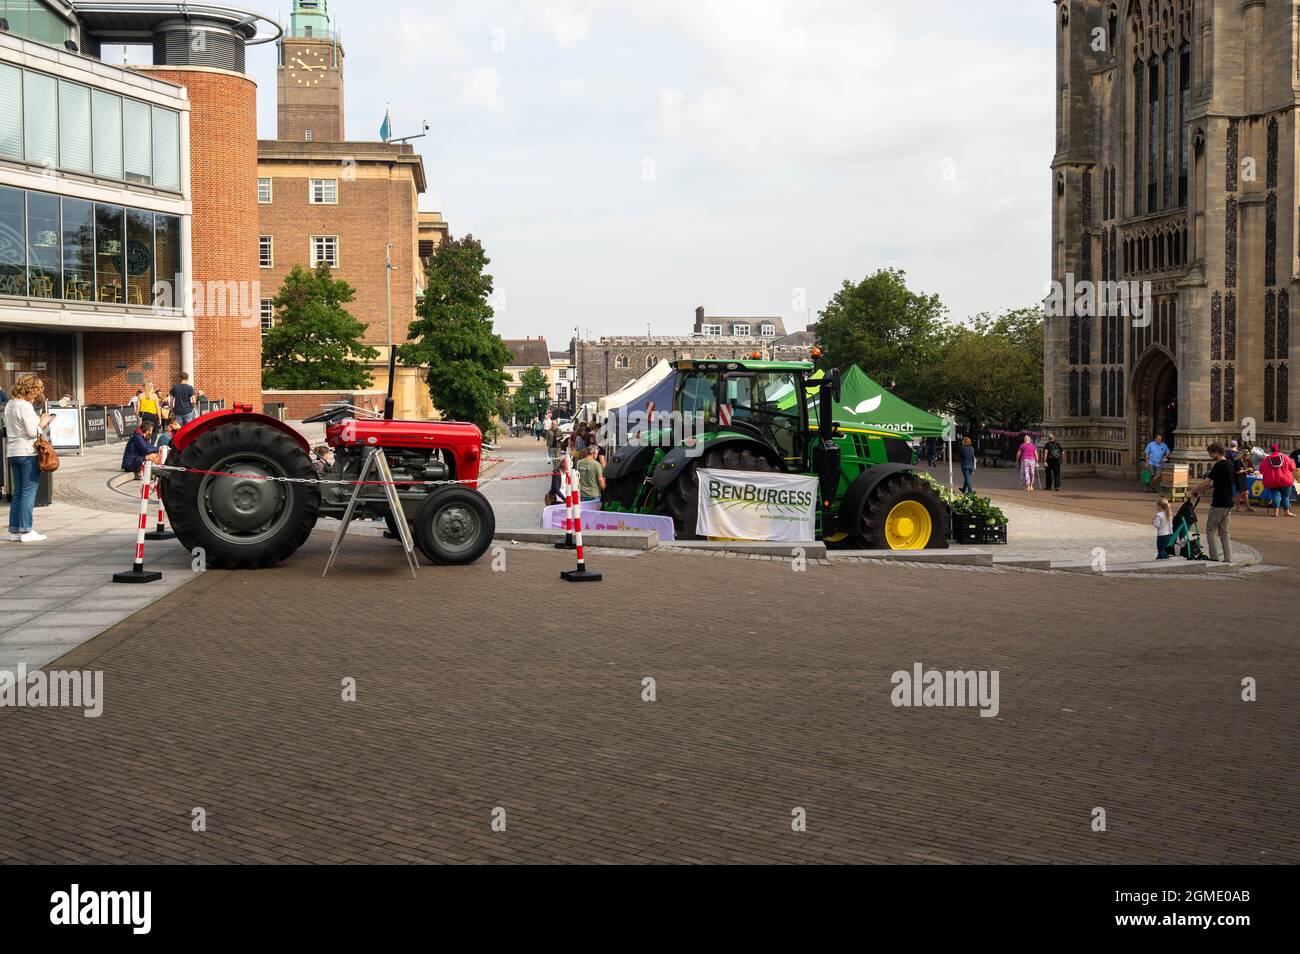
287,46,328,85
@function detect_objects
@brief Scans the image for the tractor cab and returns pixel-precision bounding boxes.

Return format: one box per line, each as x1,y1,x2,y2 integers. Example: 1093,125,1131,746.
671,359,814,467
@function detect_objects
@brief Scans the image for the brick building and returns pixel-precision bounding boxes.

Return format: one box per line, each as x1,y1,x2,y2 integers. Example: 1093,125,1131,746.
257,0,448,420
0,1,278,410
1047,0,1299,479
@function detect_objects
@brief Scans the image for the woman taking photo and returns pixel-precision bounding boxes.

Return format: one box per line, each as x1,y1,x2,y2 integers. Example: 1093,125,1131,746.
4,375,52,543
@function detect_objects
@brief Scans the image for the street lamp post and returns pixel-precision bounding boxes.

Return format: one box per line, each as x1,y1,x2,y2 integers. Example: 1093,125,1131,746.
383,241,396,420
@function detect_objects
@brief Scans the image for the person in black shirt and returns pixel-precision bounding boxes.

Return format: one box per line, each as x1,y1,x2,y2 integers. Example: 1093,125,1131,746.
1042,434,1064,491
1188,443,1235,563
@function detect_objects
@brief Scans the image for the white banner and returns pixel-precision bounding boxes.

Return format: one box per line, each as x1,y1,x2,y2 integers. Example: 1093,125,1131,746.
696,468,818,542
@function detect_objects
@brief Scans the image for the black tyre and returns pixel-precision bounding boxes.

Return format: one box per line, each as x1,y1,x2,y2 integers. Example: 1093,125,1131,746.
663,444,778,538
164,423,320,569
859,471,950,550
413,486,495,565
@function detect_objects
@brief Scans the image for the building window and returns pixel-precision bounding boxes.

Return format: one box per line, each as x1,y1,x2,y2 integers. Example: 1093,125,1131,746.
23,69,57,169
58,80,92,174
260,298,275,332
760,324,776,337
122,97,153,185
731,323,750,337
259,235,273,268
91,88,123,180
0,64,21,161
310,235,338,267
0,184,182,307
258,177,273,204
614,353,629,369
701,324,722,336
310,178,337,204
646,354,660,369
305,129,313,142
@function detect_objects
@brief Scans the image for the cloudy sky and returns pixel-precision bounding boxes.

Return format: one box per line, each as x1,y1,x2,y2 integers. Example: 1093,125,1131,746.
134,0,1054,347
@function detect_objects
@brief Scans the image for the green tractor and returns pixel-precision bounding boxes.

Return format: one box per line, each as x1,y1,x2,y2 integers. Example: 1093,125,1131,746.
601,358,950,550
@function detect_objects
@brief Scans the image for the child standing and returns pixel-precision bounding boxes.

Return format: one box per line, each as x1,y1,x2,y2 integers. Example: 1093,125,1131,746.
1153,497,1173,560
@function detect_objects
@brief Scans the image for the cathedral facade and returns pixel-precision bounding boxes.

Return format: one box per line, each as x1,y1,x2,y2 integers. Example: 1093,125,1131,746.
1046,0,1298,478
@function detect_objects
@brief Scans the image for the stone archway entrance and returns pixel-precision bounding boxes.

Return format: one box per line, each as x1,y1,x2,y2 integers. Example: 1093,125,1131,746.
1131,348,1178,462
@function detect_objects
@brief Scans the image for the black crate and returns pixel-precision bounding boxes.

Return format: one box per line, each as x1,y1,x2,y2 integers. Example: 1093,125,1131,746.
978,524,1008,545
952,518,982,544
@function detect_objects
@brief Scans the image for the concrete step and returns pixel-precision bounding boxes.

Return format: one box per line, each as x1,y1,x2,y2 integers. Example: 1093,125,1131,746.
495,528,659,550
663,539,827,558
830,549,993,566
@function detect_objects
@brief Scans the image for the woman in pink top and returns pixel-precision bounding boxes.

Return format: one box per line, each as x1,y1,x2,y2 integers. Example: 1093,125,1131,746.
1016,434,1039,492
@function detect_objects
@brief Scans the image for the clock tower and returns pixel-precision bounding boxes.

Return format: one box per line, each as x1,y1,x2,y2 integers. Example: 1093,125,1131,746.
276,0,344,141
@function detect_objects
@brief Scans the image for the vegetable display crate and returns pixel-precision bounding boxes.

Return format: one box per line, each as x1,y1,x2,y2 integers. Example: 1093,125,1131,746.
952,519,982,545
978,524,1008,545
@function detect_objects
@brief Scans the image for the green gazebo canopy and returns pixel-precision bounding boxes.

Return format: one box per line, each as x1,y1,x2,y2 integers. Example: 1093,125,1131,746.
809,365,948,439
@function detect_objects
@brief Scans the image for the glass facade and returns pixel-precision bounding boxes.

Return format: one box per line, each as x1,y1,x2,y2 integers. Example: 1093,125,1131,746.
0,184,181,309
1,61,182,190
26,189,60,298
0,0,71,47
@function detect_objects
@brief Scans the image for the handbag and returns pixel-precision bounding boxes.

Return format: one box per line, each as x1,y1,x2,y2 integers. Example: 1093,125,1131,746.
34,434,59,472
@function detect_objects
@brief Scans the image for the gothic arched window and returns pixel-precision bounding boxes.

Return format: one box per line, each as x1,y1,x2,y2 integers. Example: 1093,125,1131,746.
615,353,629,369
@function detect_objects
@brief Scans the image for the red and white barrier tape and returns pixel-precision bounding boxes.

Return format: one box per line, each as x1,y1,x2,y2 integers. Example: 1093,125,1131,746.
150,461,554,488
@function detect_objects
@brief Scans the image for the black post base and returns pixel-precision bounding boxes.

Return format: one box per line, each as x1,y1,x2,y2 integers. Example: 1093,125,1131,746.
560,568,602,582
144,529,176,541
113,567,162,584
553,535,576,550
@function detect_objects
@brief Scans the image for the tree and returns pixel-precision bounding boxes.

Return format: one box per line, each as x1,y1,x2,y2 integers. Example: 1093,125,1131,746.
398,234,511,430
932,307,1044,433
815,268,948,410
511,366,550,422
262,263,378,390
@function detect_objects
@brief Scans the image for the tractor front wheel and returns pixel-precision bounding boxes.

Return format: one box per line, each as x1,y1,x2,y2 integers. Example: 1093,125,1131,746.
413,486,495,565
164,423,320,569
859,472,950,550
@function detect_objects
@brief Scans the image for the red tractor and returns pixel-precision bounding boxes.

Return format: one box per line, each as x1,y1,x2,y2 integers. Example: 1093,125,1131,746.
159,403,496,569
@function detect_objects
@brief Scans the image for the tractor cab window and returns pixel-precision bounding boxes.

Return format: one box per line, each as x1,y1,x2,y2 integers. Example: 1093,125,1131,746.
676,371,720,422
723,371,804,462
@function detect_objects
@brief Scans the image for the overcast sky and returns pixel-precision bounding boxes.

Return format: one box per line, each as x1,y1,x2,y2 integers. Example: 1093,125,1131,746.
129,0,1053,347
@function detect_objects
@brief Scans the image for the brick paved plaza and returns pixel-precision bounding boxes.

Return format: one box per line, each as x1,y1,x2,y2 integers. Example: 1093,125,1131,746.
1,524,1295,864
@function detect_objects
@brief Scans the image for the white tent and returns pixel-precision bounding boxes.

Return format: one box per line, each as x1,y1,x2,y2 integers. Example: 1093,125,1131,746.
597,359,674,419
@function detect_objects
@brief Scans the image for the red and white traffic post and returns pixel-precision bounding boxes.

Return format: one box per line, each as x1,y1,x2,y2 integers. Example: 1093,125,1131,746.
145,446,176,541
560,454,602,583
114,458,163,584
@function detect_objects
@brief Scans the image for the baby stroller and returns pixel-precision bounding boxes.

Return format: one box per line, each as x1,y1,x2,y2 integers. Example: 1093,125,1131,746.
1166,498,1209,560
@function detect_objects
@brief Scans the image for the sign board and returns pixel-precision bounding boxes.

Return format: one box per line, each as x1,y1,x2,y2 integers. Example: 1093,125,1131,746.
46,406,83,454
83,405,107,445
109,406,139,440
696,467,818,542
542,501,676,541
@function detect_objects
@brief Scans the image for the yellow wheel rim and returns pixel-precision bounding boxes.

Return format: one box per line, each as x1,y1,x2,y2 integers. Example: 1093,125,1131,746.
884,500,932,550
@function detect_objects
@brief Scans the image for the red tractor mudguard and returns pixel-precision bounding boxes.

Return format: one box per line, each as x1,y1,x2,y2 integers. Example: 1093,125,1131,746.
168,404,310,457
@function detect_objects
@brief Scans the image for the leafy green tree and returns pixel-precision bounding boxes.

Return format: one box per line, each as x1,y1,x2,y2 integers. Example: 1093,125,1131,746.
815,268,947,409
262,263,378,390
399,234,511,430
511,366,550,421
932,307,1044,432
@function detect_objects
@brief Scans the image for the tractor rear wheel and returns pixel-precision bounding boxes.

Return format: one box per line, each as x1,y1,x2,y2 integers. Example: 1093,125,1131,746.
413,486,495,565
602,470,644,510
859,471,950,550
664,444,778,538
165,423,320,569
